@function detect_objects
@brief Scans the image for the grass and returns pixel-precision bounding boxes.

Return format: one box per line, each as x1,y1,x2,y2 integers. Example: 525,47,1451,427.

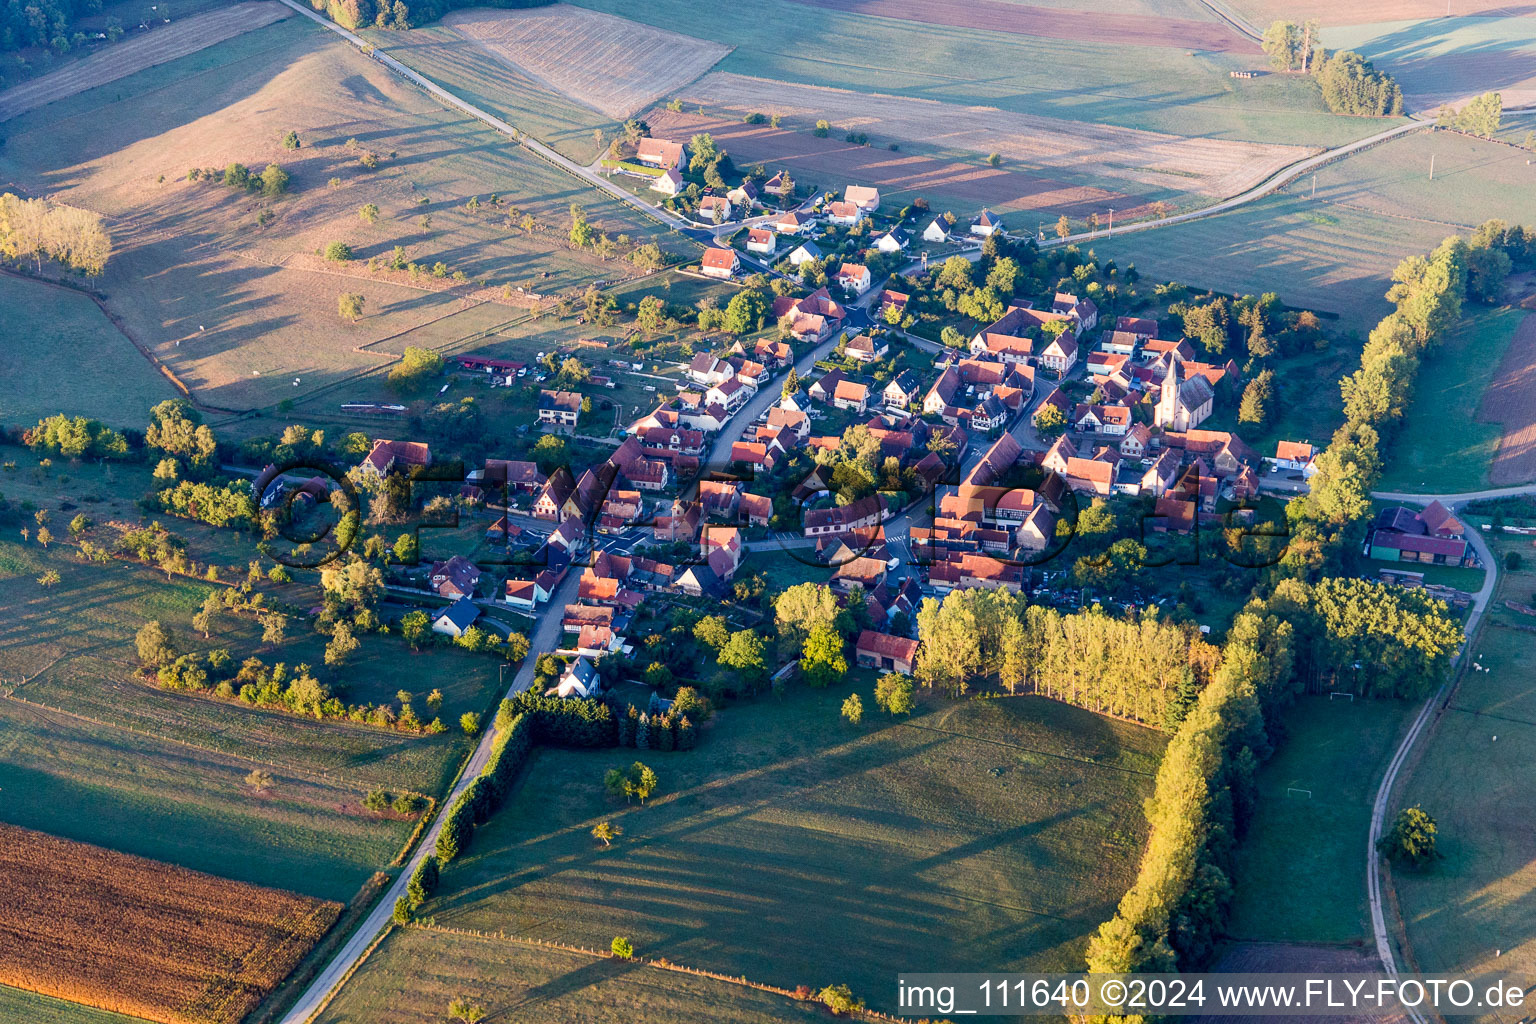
412,686,1165,1014
1097,127,1536,336
561,0,1384,150
1226,694,1416,944
0,274,178,431
1326,15,1536,110
737,550,832,593
1395,535,1536,989
0,984,151,1024
315,926,835,1024
1376,307,1525,492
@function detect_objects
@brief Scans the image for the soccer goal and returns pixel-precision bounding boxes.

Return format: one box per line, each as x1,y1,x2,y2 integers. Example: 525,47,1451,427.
1286,788,1313,799
1329,691,1355,702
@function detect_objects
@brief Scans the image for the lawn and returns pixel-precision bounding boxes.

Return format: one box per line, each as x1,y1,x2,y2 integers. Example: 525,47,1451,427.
0,984,150,1024
0,275,178,433
1376,307,1525,492
1226,694,1416,944
412,687,1165,1014
1203,342,1361,463
315,926,834,1024
1387,528,1536,995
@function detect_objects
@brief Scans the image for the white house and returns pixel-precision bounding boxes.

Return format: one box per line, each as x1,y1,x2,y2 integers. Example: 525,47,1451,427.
845,185,881,211
874,228,908,254
746,227,777,255
555,656,602,699
923,217,952,243
826,201,859,226
788,241,823,267
971,208,1003,237
835,263,872,297
431,597,480,637
651,168,682,195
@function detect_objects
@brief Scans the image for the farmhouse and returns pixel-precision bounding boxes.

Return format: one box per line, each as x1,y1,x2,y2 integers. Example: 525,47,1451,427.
538,389,583,429
884,369,922,409
855,630,919,674
1369,502,1474,566
429,555,481,599
803,494,882,538
635,137,686,171
833,379,870,413
700,247,740,279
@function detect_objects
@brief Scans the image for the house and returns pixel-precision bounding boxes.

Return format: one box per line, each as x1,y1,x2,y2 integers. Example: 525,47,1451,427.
884,369,922,409
746,227,777,255
429,555,481,599
1153,361,1214,431
700,247,739,279
923,217,952,243
730,440,778,471
764,170,792,197
635,137,685,171
766,405,811,439
832,379,870,413
1038,332,1078,375
772,286,845,342
787,240,823,266
1267,440,1319,478
431,597,480,638
844,334,888,363
674,562,725,598
651,167,682,195
970,208,1003,237
1119,423,1153,460
845,185,881,211
706,375,750,413
727,180,760,208
1051,293,1099,332
740,492,773,527
836,263,872,297
696,195,733,221
1101,330,1141,356
554,656,602,699
773,209,809,235
482,459,544,494
1116,315,1160,339
538,390,583,429
876,288,909,319
1369,502,1470,566
688,353,733,387
1073,403,1131,437
358,439,431,479
505,569,560,611
803,494,883,537
1017,504,1056,552
874,228,908,254
826,201,860,226
855,630,919,673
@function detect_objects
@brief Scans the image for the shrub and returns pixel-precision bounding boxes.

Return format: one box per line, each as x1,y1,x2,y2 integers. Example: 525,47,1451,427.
611,936,634,959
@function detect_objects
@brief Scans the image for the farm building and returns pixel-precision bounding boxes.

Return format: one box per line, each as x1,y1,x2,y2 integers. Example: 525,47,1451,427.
855,630,919,674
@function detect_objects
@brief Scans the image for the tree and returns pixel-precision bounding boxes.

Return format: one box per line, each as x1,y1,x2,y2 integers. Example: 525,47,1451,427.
36,569,61,588
605,761,658,803
819,984,864,1016
1377,805,1440,867
611,936,634,959
388,345,445,394
719,629,768,684
840,692,864,724
1055,214,1071,239
1239,368,1275,427
324,240,352,262
1506,551,1523,571
245,768,274,792
592,821,622,847
813,119,831,137
34,525,51,548
782,367,802,399
192,591,221,639
358,202,380,224
325,621,360,668
722,288,769,335
460,711,482,736
935,255,973,291
146,399,215,467
801,622,848,687
874,673,915,715
1456,91,1502,138
447,997,485,1023
568,204,595,248
282,130,301,150
987,151,1002,167
259,163,290,198
135,620,176,669
401,609,432,649
1034,402,1066,435
775,582,843,656
338,292,365,322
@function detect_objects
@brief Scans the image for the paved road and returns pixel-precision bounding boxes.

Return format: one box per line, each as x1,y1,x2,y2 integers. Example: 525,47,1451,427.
276,561,581,1024
1361,486,1525,1014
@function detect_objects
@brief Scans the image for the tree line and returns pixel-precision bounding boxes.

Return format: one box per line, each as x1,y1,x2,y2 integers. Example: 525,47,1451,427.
1261,21,1402,116
312,0,549,31
0,192,112,277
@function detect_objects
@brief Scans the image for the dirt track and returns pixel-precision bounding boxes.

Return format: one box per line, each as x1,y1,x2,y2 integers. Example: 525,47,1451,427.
0,2,287,123
443,5,730,119
671,72,1316,200
1481,310,1536,485
788,0,1259,52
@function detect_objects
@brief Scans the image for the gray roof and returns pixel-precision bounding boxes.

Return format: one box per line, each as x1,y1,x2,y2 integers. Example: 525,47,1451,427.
435,596,480,631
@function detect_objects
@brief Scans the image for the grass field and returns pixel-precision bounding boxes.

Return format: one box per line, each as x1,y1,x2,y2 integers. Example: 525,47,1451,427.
0,274,178,431
408,687,1164,1014
1328,14,1536,110
0,984,151,1024
315,926,834,1024
1376,308,1526,492
1226,695,1415,944
1395,531,1536,1007
1096,128,1536,335
0,16,683,413
0,822,339,1024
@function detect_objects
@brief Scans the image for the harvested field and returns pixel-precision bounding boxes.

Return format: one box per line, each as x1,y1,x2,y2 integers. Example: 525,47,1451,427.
646,108,1149,218
0,822,340,1024
1479,312,1536,485
0,2,287,122
1226,0,1527,27
442,5,730,119
786,0,1257,52
670,72,1316,198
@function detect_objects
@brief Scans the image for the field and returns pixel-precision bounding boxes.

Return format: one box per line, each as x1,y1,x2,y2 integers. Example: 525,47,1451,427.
1377,308,1527,491
1223,0,1525,26
0,985,149,1024
315,927,833,1024
0,273,178,430
1096,127,1536,334
442,5,731,120
0,2,287,122
0,16,682,413
0,822,339,1024
1395,530,1536,1015
411,688,1164,1014
667,72,1316,201
1328,14,1536,110
786,0,1258,51
1226,695,1416,944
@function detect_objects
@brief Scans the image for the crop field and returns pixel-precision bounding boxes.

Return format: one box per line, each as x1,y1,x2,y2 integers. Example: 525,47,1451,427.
1226,696,1415,944
564,0,1385,149
1327,14,1536,110
0,17,682,413
442,6,731,120
414,688,1165,1014
1396,535,1536,1014
1375,308,1526,491
668,72,1315,200
0,2,287,122
1224,0,1525,26
0,985,148,1024
0,274,178,430
0,822,339,1024
315,927,832,1024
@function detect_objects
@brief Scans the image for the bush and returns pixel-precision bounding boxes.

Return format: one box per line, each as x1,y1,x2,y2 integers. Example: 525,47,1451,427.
818,984,864,1015
1506,551,1523,571
1377,805,1441,868
324,241,353,262
611,936,634,959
